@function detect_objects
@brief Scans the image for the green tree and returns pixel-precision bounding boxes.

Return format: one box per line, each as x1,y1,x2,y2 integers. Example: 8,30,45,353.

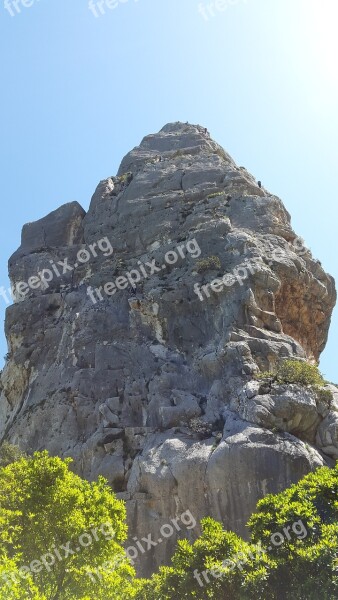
0,552,45,599
249,463,338,599
137,464,338,599
136,518,271,599
0,451,137,600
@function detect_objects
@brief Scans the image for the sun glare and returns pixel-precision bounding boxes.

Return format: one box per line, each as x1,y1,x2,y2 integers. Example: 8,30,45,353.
305,0,338,85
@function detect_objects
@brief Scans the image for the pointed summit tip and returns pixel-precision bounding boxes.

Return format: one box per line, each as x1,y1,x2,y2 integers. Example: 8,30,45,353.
160,121,209,135
117,121,214,175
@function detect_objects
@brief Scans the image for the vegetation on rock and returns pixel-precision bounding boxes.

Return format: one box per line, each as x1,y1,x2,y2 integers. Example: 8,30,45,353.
256,358,326,387
256,359,333,404
1,448,338,599
0,451,136,600
195,255,222,273
136,463,338,599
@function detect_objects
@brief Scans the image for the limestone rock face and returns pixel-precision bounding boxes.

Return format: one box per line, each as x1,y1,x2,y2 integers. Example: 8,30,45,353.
0,122,336,574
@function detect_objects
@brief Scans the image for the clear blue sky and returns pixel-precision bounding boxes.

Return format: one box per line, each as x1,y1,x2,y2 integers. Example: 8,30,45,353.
0,0,337,380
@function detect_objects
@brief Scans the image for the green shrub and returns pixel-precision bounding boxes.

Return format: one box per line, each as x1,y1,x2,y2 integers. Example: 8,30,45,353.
315,387,333,405
189,418,213,438
255,359,333,403
276,360,325,386
119,172,133,184
195,256,221,273
137,463,338,599
256,359,325,386
207,192,224,199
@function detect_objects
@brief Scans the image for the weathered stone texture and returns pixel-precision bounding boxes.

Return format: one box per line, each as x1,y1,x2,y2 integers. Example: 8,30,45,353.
0,122,336,574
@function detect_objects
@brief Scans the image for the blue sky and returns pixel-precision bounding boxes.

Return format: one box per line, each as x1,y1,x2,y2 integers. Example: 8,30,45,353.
0,0,337,380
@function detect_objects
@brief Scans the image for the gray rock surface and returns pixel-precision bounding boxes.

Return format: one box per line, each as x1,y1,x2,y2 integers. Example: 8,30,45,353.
0,122,336,574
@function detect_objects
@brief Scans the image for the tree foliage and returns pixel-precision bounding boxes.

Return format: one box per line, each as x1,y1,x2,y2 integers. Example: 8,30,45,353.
0,451,136,600
136,464,338,599
2,448,338,598
0,554,45,600
249,463,338,599
136,518,271,599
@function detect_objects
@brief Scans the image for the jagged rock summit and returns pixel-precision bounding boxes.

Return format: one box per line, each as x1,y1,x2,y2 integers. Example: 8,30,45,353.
1,122,337,574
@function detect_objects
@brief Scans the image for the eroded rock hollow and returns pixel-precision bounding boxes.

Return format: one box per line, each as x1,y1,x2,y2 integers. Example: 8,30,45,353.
1,122,337,574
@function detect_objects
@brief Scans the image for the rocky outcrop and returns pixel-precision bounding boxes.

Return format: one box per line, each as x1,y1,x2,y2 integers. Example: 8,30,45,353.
0,122,336,574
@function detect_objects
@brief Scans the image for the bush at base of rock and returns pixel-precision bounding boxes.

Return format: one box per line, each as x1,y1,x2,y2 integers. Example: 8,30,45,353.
136,463,338,600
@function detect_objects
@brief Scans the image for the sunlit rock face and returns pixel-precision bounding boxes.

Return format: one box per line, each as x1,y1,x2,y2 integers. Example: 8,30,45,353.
0,122,336,574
